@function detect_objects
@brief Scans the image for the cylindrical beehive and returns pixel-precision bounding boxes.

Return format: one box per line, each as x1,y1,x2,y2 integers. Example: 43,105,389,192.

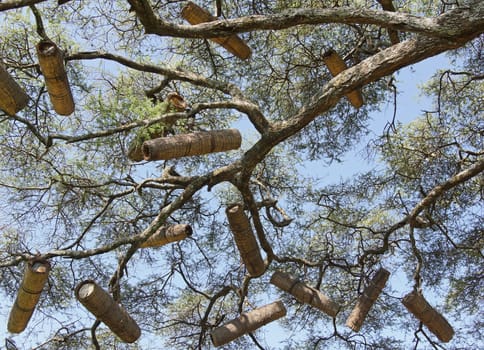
142,129,241,161
322,49,364,109
346,268,390,332
75,280,141,343
211,300,286,347
270,271,340,317
140,224,193,248
8,259,51,333
0,63,29,115
36,40,75,115
181,1,251,59
226,204,265,277
377,0,400,44
402,290,454,342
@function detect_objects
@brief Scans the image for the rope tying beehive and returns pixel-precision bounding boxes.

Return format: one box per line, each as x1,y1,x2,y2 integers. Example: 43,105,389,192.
346,268,390,332
140,224,193,248
36,40,75,115
0,63,29,115
75,280,141,343
270,271,340,317
210,300,286,347
8,259,51,333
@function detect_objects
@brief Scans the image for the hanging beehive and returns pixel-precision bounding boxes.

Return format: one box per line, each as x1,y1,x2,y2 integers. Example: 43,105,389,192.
322,49,364,109
270,271,340,317
377,0,400,44
402,290,454,342
211,300,286,347
142,129,241,161
36,40,75,115
226,203,265,277
0,63,29,116
75,280,141,343
181,1,252,59
140,224,193,248
7,259,51,333
346,268,390,332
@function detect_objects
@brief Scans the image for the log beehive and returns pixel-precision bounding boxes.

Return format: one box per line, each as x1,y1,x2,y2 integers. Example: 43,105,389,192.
0,63,29,115
140,224,193,248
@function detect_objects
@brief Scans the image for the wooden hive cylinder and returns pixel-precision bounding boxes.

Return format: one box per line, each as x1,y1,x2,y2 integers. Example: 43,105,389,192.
211,300,286,347
36,40,75,116
402,290,454,342
8,259,51,333
0,63,29,115
142,129,241,161
226,203,265,277
75,280,141,343
270,271,340,317
181,1,251,59
322,49,364,109
346,268,390,332
140,224,193,248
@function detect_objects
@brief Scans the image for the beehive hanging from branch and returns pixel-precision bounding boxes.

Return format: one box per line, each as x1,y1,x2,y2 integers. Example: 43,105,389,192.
322,49,364,109
377,0,400,44
226,203,265,277
0,63,29,116
75,280,141,343
402,290,454,342
7,259,51,333
36,40,75,116
346,268,390,332
142,129,241,161
211,300,286,347
140,224,193,248
270,271,340,317
181,1,252,59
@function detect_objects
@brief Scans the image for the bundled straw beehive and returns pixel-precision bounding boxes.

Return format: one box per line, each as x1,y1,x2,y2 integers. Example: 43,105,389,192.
211,300,286,347
75,280,141,343
140,224,192,248
8,259,51,333
0,63,29,116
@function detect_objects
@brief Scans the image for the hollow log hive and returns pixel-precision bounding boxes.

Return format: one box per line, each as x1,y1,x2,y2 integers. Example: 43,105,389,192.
140,224,193,248
36,40,75,115
0,63,29,115
226,203,265,277
270,271,340,317
322,49,364,109
377,0,400,44
346,268,390,332
75,280,141,343
210,300,287,347
142,129,241,161
402,290,454,342
181,1,252,59
8,259,51,333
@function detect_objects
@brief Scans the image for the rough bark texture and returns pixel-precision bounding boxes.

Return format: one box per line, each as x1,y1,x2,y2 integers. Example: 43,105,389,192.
210,300,286,347
181,1,251,59
226,204,265,277
142,129,241,161
0,63,29,115
7,259,51,333
75,280,141,343
402,291,454,342
140,224,192,248
36,40,75,116
270,271,340,317
346,268,390,332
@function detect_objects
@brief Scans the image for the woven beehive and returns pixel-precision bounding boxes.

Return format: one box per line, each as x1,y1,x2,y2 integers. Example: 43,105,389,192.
226,203,265,277
140,224,193,248
0,63,29,115
142,129,241,161
75,280,141,343
270,271,340,317
36,40,75,115
8,259,51,333
181,1,251,59
322,49,364,109
346,268,390,332
377,0,400,44
211,300,286,347
402,290,454,342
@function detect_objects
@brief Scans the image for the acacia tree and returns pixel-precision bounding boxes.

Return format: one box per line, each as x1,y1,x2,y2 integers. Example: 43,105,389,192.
0,0,482,349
